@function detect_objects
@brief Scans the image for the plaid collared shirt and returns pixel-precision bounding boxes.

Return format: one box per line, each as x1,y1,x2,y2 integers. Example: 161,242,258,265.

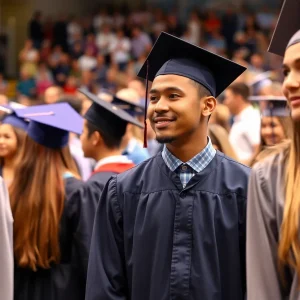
162,138,216,188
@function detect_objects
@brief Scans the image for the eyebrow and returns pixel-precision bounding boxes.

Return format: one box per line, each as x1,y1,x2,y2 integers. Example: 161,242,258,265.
149,86,185,94
282,57,300,68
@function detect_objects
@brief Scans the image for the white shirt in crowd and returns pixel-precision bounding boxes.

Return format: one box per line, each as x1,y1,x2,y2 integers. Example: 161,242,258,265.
93,15,113,31
78,55,97,71
96,32,116,56
0,177,13,300
109,37,131,64
229,105,261,162
67,21,82,45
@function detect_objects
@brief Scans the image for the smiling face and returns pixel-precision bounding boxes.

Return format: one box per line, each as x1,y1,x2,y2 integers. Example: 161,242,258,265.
282,43,300,121
261,116,286,146
0,124,18,158
147,74,215,145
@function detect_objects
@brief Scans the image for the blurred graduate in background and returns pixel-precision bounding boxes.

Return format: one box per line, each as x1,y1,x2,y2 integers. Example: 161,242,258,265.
9,103,96,300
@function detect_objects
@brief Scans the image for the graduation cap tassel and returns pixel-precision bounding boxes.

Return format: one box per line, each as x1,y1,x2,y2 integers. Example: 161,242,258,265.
143,60,149,148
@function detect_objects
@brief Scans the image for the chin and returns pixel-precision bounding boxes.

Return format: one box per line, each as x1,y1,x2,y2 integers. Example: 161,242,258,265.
156,135,176,144
291,109,300,122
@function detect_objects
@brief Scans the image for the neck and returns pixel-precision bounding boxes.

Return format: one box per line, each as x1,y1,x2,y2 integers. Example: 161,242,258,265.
94,148,123,162
166,129,208,162
235,102,250,116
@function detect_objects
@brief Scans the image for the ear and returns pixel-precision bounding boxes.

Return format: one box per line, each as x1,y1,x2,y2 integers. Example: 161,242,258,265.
202,96,217,117
92,131,103,146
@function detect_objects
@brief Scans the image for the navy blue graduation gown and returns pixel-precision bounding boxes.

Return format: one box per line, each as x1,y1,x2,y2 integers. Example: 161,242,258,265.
14,177,97,300
86,151,250,300
85,162,136,203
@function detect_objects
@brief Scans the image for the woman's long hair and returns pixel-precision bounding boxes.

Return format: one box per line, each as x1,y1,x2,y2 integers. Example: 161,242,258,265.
9,135,79,271
278,121,300,281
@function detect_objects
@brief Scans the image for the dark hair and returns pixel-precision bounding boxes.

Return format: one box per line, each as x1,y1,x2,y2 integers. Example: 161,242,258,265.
86,121,123,149
189,79,211,98
228,82,250,101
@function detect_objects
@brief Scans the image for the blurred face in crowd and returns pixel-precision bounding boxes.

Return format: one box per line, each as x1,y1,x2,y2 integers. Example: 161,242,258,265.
132,28,141,38
250,54,264,70
148,74,215,144
128,80,145,99
60,54,69,65
97,54,105,66
25,39,33,49
116,30,124,39
20,69,30,80
0,124,18,159
282,43,300,121
85,47,94,57
87,34,95,42
223,89,239,116
261,116,285,146
44,86,63,104
0,95,8,106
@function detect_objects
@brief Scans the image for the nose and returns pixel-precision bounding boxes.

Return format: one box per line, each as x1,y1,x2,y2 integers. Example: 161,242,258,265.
283,70,300,93
154,97,169,114
262,126,273,136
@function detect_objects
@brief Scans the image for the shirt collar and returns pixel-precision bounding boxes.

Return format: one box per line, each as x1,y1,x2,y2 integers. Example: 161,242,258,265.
162,137,216,172
94,155,133,171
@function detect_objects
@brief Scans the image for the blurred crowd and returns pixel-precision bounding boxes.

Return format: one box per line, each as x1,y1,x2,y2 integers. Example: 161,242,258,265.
0,6,287,173
1,6,282,101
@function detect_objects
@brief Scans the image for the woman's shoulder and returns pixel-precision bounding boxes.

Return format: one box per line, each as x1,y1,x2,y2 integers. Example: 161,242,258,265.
253,141,290,172
251,143,288,193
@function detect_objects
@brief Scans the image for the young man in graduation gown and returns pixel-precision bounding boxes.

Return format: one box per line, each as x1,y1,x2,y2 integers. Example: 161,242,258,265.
79,90,143,190
86,32,250,300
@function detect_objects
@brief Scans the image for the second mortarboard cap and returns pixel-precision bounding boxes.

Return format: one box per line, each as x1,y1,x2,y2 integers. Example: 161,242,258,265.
0,104,29,131
112,96,144,117
14,103,83,148
268,0,300,56
249,71,273,96
78,89,143,140
249,95,290,117
137,32,246,97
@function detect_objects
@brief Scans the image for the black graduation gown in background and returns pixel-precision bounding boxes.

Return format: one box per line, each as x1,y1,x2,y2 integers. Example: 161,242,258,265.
85,162,136,203
86,151,250,300
14,177,97,300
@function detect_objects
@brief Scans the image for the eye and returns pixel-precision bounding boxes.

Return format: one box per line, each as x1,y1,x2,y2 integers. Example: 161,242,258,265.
149,95,158,102
169,93,180,99
283,68,289,77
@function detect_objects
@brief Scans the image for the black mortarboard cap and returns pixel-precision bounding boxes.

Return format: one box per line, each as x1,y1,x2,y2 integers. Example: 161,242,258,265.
78,89,143,140
111,97,144,117
98,89,144,117
249,95,290,117
137,32,246,98
268,0,300,56
249,72,273,96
